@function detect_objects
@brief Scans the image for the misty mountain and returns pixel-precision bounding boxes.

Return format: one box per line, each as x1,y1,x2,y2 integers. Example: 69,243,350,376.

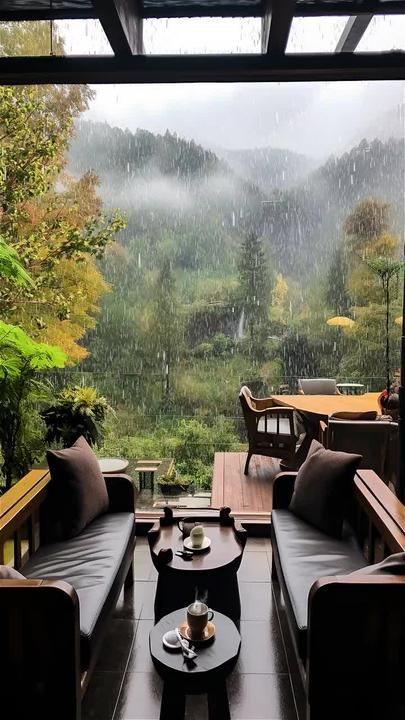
348,104,405,149
69,120,266,275
69,121,404,283
263,136,405,278
70,121,221,181
69,120,265,219
218,146,314,193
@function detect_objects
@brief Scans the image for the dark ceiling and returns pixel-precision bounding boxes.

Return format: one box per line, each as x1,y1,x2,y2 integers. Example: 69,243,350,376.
1,0,405,84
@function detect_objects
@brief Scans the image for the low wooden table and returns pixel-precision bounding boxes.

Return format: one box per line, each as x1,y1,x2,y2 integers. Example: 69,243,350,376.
150,607,240,720
272,392,381,467
148,507,247,623
136,463,160,493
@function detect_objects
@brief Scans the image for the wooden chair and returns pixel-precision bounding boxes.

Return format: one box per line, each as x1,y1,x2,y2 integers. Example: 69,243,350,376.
239,385,298,475
320,418,397,484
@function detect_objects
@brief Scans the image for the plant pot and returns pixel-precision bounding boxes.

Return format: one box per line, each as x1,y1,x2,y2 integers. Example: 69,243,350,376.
159,483,187,497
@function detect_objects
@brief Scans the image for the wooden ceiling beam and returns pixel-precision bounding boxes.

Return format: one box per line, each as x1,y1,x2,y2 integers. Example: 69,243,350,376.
3,0,405,21
2,51,405,84
0,8,97,21
262,0,296,55
92,0,143,55
335,15,373,53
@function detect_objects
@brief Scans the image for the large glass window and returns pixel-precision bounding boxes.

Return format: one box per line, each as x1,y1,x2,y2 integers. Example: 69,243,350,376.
0,21,403,511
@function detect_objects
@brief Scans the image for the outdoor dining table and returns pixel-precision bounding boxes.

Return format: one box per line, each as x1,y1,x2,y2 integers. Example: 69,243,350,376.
271,392,381,468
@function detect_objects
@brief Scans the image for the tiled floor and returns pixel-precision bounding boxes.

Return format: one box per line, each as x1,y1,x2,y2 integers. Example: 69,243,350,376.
82,537,298,720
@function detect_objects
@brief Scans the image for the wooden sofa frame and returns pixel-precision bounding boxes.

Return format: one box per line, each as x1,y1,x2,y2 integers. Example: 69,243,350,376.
0,469,135,720
271,468,405,720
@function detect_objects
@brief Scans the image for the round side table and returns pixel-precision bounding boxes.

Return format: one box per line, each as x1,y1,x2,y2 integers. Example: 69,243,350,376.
98,457,129,474
150,608,240,720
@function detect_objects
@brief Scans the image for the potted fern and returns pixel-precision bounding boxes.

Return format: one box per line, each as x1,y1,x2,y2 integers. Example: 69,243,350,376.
41,385,113,449
158,460,193,497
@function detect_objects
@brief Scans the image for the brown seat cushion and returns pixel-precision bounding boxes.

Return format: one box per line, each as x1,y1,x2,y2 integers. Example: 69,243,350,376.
289,439,362,538
331,411,377,421
46,436,109,540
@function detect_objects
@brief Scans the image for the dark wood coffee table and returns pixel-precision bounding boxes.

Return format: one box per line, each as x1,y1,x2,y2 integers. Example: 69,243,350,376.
148,507,247,623
150,607,240,720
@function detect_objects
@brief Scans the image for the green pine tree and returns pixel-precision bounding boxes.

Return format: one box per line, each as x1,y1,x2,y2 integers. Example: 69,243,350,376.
238,231,269,355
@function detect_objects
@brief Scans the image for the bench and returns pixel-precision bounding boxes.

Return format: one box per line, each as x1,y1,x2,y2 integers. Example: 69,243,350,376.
0,468,136,720
271,468,405,720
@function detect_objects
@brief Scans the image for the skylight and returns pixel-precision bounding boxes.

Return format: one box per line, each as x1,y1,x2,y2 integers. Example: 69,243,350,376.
356,15,405,52
55,19,113,56
143,17,261,55
286,16,350,54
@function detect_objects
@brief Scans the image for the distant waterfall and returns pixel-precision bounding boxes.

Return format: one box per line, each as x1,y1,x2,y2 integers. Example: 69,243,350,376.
236,308,245,341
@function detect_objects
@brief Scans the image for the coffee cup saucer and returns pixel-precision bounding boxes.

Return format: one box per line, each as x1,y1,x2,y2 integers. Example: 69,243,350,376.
178,621,215,645
183,536,211,553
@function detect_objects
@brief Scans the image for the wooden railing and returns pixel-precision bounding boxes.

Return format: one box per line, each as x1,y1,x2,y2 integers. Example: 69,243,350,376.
0,469,50,567
354,469,405,562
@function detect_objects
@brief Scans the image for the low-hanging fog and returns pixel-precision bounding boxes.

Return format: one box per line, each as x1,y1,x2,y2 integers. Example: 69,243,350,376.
84,81,405,160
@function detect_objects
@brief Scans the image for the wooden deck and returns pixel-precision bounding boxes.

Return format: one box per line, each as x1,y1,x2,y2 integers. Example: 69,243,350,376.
211,452,280,516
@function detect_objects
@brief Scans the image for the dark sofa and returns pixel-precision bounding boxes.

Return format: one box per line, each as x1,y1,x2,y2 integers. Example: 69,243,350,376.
1,473,136,720
271,469,405,720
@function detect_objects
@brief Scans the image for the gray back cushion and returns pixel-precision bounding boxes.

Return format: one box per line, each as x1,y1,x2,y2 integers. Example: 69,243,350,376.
299,379,338,395
289,440,362,538
46,436,109,540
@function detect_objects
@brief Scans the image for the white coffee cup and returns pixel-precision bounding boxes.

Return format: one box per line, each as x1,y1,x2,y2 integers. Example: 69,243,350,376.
190,524,204,548
187,601,214,639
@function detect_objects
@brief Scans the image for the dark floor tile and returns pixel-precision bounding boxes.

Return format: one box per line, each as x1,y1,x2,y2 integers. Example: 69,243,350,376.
127,619,155,672
114,672,163,720
227,673,297,720
114,585,137,619
238,552,271,583
116,580,156,620
238,621,288,674
134,547,157,581
134,580,156,619
240,582,273,621
95,619,136,672
245,538,271,552
82,671,123,720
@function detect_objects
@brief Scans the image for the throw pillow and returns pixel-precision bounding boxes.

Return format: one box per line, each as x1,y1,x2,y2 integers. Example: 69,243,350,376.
46,435,109,540
0,565,25,580
350,552,405,576
289,439,362,538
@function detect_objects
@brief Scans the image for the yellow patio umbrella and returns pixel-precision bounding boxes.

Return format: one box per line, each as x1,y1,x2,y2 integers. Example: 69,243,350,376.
326,316,355,328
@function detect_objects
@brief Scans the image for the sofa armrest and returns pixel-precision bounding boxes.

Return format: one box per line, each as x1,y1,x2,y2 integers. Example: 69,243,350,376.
1,579,81,720
104,473,136,513
307,575,405,711
272,471,298,508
